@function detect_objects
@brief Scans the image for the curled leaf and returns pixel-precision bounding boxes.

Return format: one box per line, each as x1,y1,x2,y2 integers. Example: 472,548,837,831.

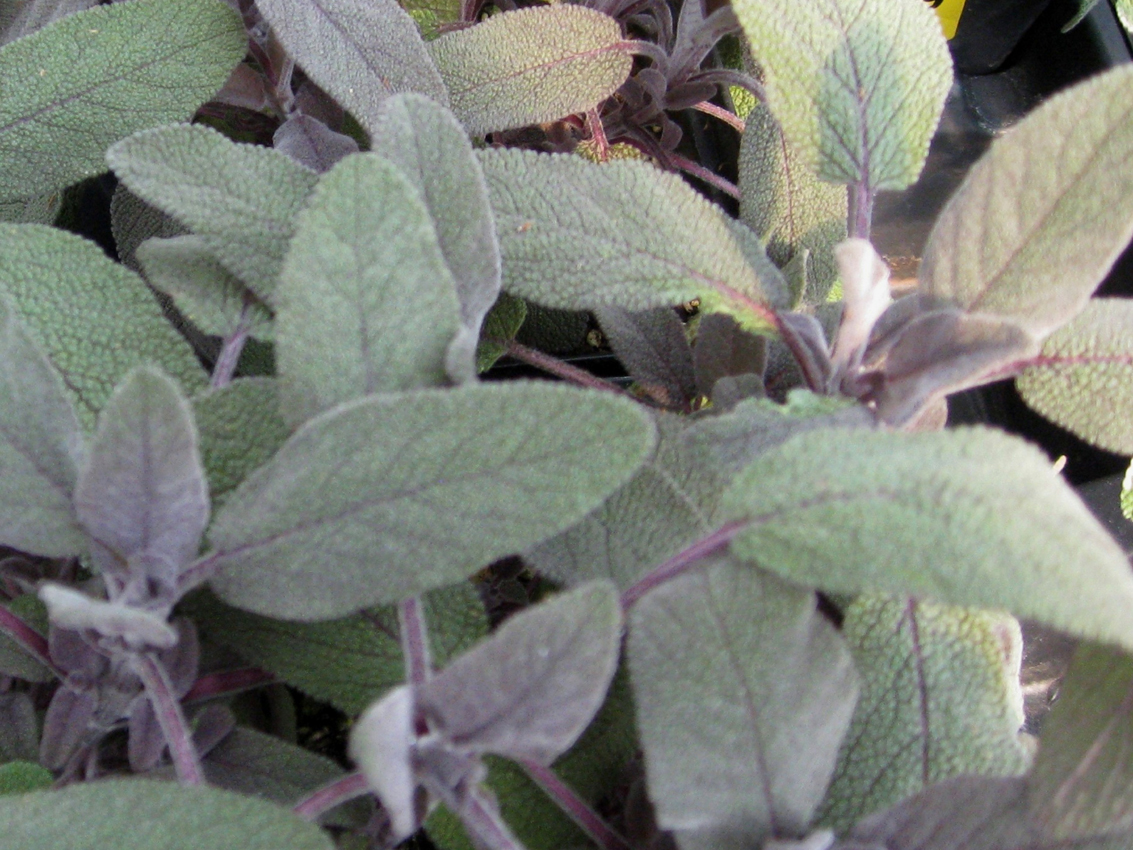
38,584,177,650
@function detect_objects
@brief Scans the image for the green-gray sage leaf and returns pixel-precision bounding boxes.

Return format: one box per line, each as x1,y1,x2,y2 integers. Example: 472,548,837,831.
722,427,1133,650
919,65,1133,337
107,124,319,303
206,382,656,619
0,0,245,202
428,5,633,136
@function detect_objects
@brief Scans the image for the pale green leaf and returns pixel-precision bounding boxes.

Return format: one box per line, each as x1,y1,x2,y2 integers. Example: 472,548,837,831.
722,427,1133,650
818,596,1031,834
74,367,207,570
0,191,60,225
920,65,1133,337
256,0,448,138
1027,642,1133,840
730,0,951,190
0,779,335,849
476,293,526,373
369,94,501,379
275,152,461,427
107,124,320,303
0,761,52,795
0,596,51,681
1017,299,1133,454
192,379,289,512
0,224,207,429
478,148,783,330
428,5,632,136
628,558,858,846
0,296,85,556
1120,0,1133,32
138,236,273,342
206,383,654,619
185,582,486,715
0,0,245,201
739,104,846,304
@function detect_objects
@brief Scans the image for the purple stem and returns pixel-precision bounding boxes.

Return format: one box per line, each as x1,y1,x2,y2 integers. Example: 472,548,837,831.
183,667,276,703
586,109,611,160
210,296,255,390
293,771,372,821
505,340,632,398
461,787,526,850
668,153,741,200
0,605,62,678
177,553,221,596
848,181,874,241
519,759,631,850
398,596,432,687
133,651,203,786
621,521,747,609
691,100,746,134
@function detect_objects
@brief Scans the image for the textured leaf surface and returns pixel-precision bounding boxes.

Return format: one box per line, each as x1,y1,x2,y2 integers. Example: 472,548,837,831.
818,596,1031,834
272,115,359,173
722,428,1133,650
476,293,526,373
1,0,98,44
0,224,207,428
275,152,461,426
629,558,858,846
595,307,696,408
107,124,319,302
74,368,207,571
739,104,846,304
730,0,950,190
1027,642,1133,840
920,65,1133,337
370,94,501,380
0,296,85,556
0,596,51,681
479,148,780,327
110,186,186,272
1017,299,1133,454
428,5,632,136
138,236,273,341
208,382,655,618
420,581,621,763
0,779,334,849
0,0,245,201
0,761,53,795
257,0,447,137
192,379,289,512
186,582,486,715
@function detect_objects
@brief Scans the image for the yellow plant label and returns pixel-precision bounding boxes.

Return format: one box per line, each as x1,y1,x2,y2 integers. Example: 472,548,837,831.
925,0,966,39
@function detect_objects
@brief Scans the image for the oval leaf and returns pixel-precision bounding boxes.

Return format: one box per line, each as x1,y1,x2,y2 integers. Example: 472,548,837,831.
0,224,207,428
107,124,320,303
256,0,448,137
721,427,1133,651
730,0,951,190
275,152,461,427
1017,299,1133,454
0,0,245,201
0,779,335,850
206,382,656,619
428,5,633,136
919,65,1133,337
74,367,208,571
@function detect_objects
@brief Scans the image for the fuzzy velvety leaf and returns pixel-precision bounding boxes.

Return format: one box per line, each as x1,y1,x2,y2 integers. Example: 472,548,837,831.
349,685,418,839
629,558,858,846
479,148,781,329
207,383,653,619
0,0,244,201
256,0,448,137
526,414,723,590
0,191,59,225
722,427,1133,650
595,307,696,408
739,104,846,304
272,115,359,173
0,779,335,849
74,368,207,573
1017,299,1133,454
0,596,51,682
107,124,319,303
1027,642,1133,840
730,0,950,190
693,312,767,400
428,5,632,136
419,581,621,763
818,596,1031,834
276,152,461,426
0,224,207,429
370,94,501,381
477,294,526,373
186,582,485,715
0,692,39,761
0,296,85,556
138,236,273,342
110,186,186,272
919,65,1133,337
1,0,97,43
0,761,52,795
